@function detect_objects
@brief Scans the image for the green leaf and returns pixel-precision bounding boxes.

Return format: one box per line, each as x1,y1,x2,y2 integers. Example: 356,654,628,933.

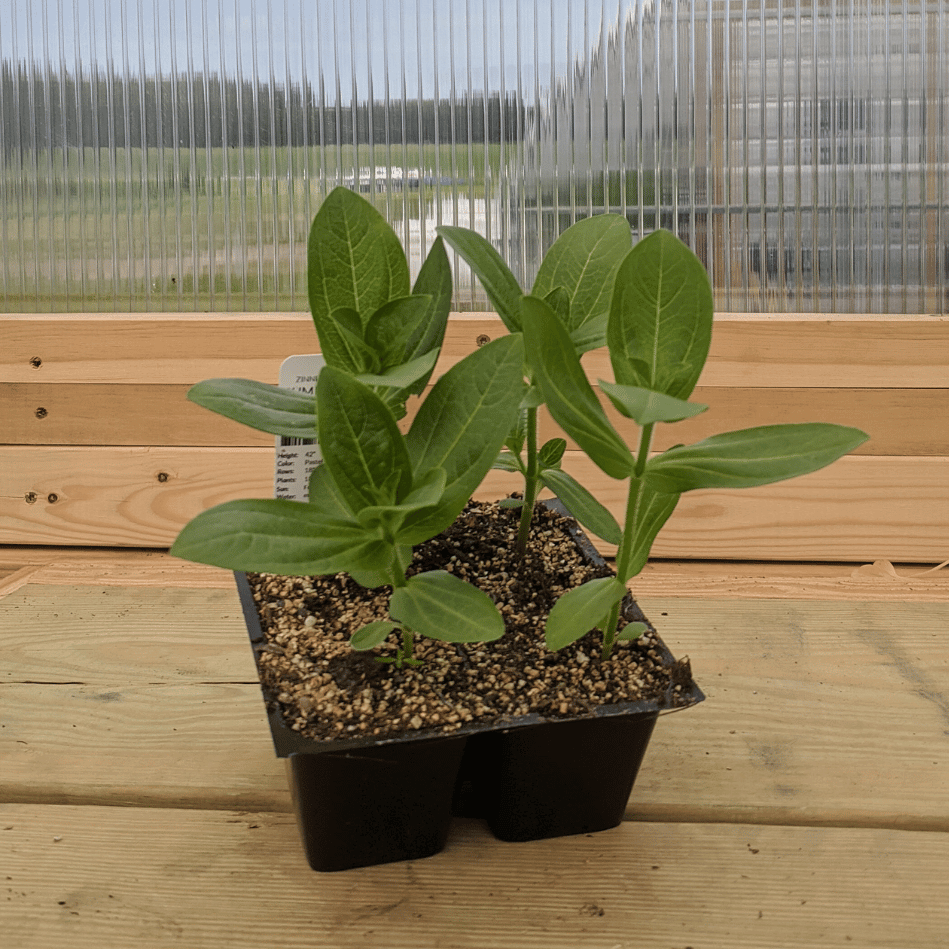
545,576,627,651
187,378,317,439
406,236,452,393
618,479,681,581
599,381,708,426
542,286,571,326
317,366,414,512
308,187,410,336
316,306,380,374
568,312,609,355
350,620,400,651
617,621,648,642
403,466,448,508
499,497,523,509
645,423,870,494
608,229,713,399
356,350,438,390
493,451,524,474
376,470,452,547
504,408,528,456
348,569,390,590
520,385,545,410
390,571,505,644
532,214,631,337
521,296,633,480
364,294,433,367
405,334,526,535
539,469,623,546
437,225,524,331
538,437,567,469
307,464,352,516
170,498,389,576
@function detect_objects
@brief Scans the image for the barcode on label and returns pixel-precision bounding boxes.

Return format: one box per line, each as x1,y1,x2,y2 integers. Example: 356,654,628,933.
279,437,318,447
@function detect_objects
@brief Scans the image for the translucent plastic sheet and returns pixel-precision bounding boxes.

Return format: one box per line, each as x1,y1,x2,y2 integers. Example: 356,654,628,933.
1,0,946,313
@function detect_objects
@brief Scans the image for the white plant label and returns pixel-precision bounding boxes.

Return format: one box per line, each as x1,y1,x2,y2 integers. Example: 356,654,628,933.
274,353,325,502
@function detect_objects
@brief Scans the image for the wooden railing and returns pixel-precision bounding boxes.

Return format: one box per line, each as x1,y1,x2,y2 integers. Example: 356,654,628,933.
2,312,947,561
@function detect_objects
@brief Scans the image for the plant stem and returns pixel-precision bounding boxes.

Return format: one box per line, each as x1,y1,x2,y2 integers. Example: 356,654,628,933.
601,423,655,661
515,406,539,552
387,563,413,661
401,628,415,665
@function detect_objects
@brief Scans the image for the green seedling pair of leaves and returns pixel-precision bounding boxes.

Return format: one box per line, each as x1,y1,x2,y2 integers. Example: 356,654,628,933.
515,229,869,657
185,187,452,440
438,214,632,549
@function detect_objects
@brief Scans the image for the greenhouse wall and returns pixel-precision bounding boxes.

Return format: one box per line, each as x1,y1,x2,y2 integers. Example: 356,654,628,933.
1,0,946,313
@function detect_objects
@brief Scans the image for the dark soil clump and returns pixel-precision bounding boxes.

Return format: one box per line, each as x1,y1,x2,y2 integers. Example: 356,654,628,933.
247,500,696,743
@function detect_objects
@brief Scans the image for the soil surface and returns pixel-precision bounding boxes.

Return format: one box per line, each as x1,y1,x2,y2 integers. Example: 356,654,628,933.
247,500,697,743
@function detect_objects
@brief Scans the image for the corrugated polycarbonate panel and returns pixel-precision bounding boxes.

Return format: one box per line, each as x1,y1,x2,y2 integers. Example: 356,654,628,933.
1,0,947,312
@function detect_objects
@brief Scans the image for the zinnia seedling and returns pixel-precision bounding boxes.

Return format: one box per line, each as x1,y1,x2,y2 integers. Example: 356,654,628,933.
170,188,527,666
438,215,631,552
520,229,869,658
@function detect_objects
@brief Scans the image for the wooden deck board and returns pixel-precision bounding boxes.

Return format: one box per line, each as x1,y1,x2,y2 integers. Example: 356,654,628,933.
2,556,948,947
3,805,948,949
3,568,948,830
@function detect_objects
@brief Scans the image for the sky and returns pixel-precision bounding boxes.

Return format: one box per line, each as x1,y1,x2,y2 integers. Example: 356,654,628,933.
1,0,611,98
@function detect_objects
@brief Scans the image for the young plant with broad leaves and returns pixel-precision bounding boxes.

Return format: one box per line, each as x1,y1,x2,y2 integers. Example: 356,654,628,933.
170,188,527,666
173,337,525,666
185,186,453,441
438,216,632,552
519,229,869,659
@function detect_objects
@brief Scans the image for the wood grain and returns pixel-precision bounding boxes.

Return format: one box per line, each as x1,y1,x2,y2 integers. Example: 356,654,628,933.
1,584,256,684
2,448,947,561
0,684,287,811
631,596,949,830
3,805,948,948
3,312,948,385
5,381,946,455
5,549,949,598
3,576,948,828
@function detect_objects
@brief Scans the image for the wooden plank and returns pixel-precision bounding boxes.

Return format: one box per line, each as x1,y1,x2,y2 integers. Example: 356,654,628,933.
0,684,287,811
3,312,948,386
4,557,234,588
0,446,278,547
0,584,256,684
634,558,949,601
5,382,946,456
699,316,949,388
0,546,196,569
0,312,497,385
1,383,265,447
3,448,948,561
3,577,948,828
630,597,949,830
3,805,948,948
4,550,949,599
